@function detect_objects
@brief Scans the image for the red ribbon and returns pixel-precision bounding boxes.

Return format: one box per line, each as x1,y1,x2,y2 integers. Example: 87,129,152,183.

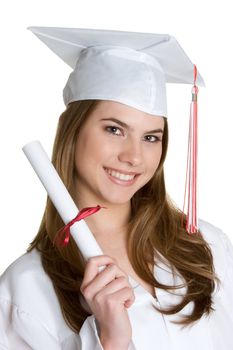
53,205,105,247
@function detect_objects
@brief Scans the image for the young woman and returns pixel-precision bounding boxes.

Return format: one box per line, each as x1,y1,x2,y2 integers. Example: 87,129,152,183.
0,27,233,350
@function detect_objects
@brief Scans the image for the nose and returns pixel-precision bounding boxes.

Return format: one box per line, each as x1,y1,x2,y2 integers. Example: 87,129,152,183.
118,137,143,167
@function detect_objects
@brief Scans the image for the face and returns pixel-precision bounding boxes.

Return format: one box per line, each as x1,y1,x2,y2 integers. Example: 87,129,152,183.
74,100,164,206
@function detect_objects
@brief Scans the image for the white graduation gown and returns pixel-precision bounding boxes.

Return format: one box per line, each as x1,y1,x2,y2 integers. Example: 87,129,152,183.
0,219,233,349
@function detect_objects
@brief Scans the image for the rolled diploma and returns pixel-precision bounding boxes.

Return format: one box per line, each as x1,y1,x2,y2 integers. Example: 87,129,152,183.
22,140,104,263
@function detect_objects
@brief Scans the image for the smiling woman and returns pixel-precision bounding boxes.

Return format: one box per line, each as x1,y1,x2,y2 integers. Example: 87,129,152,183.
0,27,233,350
73,100,164,207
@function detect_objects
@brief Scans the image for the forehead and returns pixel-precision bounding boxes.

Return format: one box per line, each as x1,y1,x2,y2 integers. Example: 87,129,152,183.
89,100,165,128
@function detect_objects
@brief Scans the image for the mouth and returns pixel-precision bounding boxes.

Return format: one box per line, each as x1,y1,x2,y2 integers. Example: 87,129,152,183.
103,167,140,186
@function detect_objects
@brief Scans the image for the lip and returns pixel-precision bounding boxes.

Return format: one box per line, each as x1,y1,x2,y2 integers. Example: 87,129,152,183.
103,167,140,186
103,167,141,176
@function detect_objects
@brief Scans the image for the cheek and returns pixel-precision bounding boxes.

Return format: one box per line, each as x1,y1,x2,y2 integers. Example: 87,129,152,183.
145,147,163,174
75,131,114,168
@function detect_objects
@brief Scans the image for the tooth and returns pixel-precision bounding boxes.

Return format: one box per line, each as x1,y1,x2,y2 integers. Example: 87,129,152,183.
106,168,135,181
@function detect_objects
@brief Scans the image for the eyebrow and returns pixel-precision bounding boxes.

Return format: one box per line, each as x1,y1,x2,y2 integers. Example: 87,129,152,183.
100,118,164,134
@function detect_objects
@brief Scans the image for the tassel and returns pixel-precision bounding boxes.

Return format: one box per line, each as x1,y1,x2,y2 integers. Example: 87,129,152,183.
182,65,199,234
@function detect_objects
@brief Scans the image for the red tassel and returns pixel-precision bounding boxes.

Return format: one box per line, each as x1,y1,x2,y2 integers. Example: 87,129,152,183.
182,65,199,234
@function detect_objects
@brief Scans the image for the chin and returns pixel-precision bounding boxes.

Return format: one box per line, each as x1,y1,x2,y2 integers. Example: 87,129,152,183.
99,189,141,206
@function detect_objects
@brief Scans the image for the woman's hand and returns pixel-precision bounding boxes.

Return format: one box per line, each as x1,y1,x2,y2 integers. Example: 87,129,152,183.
80,255,135,349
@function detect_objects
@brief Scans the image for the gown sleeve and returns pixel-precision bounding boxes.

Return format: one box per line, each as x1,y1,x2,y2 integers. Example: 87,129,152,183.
202,226,233,348
0,295,136,350
216,229,233,319
80,315,136,350
0,296,105,349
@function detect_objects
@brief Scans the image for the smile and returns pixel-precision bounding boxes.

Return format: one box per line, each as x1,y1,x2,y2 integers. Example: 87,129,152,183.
105,168,135,181
103,167,140,186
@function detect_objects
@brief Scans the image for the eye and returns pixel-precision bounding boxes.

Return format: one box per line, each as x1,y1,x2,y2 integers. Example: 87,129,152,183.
105,126,162,143
105,126,123,136
144,135,162,143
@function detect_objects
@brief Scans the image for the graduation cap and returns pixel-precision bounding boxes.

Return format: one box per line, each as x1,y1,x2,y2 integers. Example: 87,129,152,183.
28,26,205,234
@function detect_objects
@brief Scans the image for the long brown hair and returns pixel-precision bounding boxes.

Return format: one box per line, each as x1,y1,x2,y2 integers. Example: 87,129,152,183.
28,99,220,332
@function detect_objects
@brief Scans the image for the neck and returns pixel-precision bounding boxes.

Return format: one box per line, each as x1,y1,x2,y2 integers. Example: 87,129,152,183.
74,192,131,243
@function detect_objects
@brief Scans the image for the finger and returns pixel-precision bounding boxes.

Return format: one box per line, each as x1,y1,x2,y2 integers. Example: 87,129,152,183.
81,255,117,291
81,263,129,301
124,298,135,308
103,287,135,309
88,274,130,299
93,275,132,302
90,263,128,289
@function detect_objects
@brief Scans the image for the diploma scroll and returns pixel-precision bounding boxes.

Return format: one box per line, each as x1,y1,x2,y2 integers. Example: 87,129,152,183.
22,140,104,265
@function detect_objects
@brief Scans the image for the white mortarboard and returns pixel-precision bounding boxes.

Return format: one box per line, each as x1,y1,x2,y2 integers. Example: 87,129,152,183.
28,26,204,117
28,26,204,234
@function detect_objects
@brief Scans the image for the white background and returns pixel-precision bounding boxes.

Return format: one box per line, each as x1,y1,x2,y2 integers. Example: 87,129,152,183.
0,0,232,274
